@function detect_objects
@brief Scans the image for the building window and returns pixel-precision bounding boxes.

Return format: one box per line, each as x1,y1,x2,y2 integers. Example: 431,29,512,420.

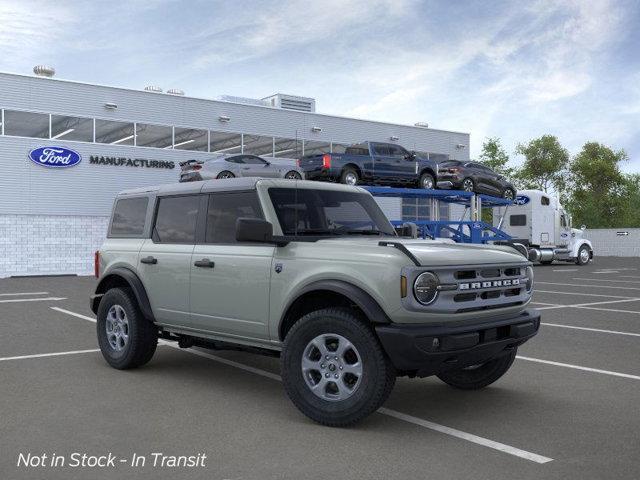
3,110,49,139
303,140,331,157
95,119,135,145
243,134,274,156
51,115,94,142
273,137,302,158
210,131,242,154
173,127,208,151
135,123,173,148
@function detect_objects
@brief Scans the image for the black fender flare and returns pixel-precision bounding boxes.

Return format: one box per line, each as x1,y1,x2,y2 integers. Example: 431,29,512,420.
279,279,390,339
91,267,155,322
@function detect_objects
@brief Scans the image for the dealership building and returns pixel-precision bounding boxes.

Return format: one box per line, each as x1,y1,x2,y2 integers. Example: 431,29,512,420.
0,68,470,277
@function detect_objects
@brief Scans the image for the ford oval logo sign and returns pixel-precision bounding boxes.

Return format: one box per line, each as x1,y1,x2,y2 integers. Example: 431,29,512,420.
514,195,530,205
28,146,82,168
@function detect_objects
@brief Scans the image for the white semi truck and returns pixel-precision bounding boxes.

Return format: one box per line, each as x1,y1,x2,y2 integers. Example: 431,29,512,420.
493,189,593,265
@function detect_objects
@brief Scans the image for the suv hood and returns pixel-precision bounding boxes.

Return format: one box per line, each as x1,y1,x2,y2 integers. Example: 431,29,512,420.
318,237,527,266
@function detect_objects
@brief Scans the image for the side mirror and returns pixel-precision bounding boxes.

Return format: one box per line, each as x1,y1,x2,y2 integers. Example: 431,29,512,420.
236,218,274,243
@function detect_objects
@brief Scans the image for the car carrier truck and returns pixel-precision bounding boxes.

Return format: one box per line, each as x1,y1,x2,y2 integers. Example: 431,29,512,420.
494,189,593,265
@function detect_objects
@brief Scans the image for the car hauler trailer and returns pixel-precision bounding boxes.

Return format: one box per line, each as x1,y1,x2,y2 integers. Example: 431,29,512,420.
492,190,593,265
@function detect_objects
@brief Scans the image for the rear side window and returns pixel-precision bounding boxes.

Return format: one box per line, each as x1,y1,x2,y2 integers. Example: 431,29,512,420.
153,195,200,244
541,196,550,205
345,146,369,156
510,214,527,226
205,192,263,243
110,197,148,236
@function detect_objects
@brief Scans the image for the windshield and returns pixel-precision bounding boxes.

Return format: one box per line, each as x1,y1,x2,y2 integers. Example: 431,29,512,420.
268,188,396,237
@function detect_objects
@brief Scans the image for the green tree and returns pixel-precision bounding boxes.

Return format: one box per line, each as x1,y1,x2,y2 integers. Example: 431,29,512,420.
567,142,628,228
515,135,569,193
479,137,514,178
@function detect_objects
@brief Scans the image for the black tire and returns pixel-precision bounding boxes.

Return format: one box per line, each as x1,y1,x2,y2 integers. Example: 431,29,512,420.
502,188,515,200
216,171,235,179
419,172,435,189
284,171,302,180
281,308,395,427
97,288,158,370
461,178,475,192
576,245,591,265
340,168,359,186
436,349,517,390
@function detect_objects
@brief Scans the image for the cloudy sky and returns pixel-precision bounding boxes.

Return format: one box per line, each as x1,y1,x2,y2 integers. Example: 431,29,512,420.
1,0,639,169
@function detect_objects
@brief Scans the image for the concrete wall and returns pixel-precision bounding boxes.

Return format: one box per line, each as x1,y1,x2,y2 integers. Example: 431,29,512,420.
583,228,640,257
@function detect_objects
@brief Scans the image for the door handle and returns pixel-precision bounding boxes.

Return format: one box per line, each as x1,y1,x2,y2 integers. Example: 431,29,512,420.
140,256,157,265
194,258,215,268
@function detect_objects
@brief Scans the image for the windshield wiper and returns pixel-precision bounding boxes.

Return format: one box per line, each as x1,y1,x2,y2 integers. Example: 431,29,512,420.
342,229,393,236
291,229,345,236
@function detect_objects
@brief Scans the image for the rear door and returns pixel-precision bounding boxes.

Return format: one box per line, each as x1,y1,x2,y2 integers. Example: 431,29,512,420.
189,191,274,340
370,143,393,182
137,194,199,326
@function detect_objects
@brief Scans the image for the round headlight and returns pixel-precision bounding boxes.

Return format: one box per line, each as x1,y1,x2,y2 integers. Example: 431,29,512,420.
525,266,534,292
414,272,440,305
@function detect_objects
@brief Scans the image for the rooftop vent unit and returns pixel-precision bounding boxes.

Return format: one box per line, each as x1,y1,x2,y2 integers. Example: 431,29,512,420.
217,95,270,107
144,85,163,93
414,122,429,128
262,93,316,113
167,88,185,96
33,65,55,78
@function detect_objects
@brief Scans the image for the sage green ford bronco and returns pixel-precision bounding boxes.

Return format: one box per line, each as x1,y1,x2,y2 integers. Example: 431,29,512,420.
91,178,539,426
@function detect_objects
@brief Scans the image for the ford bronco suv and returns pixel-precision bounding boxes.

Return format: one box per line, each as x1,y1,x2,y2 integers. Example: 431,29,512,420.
91,178,540,426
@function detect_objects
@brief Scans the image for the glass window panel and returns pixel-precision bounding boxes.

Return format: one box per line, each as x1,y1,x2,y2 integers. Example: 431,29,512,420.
136,123,172,148
331,143,349,154
303,140,331,157
243,134,274,156
173,127,208,151
210,131,242,154
51,115,93,142
4,110,49,138
273,137,302,158
110,197,148,236
205,192,263,244
95,119,135,145
153,195,200,244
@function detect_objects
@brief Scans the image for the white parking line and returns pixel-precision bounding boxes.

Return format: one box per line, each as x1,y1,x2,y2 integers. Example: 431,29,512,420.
536,281,640,291
517,356,640,381
50,307,553,464
541,322,640,338
572,277,640,284
534,298,640,311
535,289,638,299
0,291,49,296
574,305,640,315
552,269,578,272
0,297,67,304
0,349,100,362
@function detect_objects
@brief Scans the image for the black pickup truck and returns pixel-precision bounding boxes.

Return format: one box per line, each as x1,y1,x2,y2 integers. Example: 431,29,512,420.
298,142,439,189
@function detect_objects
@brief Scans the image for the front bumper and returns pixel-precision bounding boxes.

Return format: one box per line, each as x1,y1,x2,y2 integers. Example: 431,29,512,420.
375,309,540,377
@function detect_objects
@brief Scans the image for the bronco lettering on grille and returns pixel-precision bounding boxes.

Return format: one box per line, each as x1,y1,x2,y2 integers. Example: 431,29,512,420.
459,279,520,290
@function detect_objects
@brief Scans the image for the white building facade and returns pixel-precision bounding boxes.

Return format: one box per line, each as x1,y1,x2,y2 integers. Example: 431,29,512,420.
0,71,470,277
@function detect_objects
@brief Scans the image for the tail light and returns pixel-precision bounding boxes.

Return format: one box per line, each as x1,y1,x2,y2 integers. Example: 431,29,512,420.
94,251,101,278
193,164,202,170
322,154,331,169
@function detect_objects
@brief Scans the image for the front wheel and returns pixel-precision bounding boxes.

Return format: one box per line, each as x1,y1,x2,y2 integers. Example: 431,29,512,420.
97,288,158,370
436,349,516,390
284,170,302,180
461,178,475,192
419,172,435,189
281,308,395,427
576,245,591,265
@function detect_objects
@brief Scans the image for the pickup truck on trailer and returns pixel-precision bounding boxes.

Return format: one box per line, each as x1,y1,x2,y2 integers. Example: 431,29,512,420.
298,141,439,189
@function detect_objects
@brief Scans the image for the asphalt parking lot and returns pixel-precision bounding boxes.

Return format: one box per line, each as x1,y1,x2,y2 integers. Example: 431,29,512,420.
1,257,639,480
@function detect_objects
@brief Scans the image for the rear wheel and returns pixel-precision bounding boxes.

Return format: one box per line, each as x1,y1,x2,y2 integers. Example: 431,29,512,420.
285,170,302,180
216,171,235,179
340,168,359,186
419,172,435,189
281,308,395,426
97,288,157,370
502,188,515,200
436,349,517,390
462,178,475,192
576,245,591,265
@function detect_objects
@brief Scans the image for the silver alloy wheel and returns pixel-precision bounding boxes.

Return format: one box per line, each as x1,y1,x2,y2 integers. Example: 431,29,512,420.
218,171,234,179
579,247,590,263
301,333,363,401
285,171,301,180
462,179,474,192
503,189,514,200
344,172,358,185
105,305,129,352
421,175,434,189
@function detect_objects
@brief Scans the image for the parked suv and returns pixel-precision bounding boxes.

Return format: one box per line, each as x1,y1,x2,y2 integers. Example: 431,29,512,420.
437,160,516,199
91,178,540,426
